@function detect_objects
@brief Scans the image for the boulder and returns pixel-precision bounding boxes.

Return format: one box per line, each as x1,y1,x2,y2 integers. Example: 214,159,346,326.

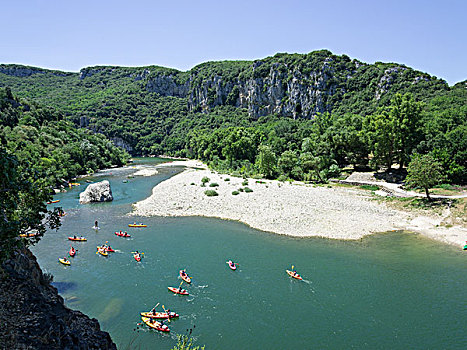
79,180,113,204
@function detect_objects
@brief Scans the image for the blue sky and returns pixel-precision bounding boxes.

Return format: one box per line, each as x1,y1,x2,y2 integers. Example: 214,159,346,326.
1,0,465,85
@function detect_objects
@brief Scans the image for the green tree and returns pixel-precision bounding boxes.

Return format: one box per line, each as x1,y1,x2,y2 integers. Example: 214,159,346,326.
405,153,445,201
278,150,298,177
390,93,422,168
0,147,61,261
256,145,277,179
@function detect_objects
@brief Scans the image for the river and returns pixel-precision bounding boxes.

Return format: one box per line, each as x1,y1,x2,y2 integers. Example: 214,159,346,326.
32,158,467,349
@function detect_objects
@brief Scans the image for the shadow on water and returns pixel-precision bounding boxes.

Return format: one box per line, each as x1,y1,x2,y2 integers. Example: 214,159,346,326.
52,281,78,293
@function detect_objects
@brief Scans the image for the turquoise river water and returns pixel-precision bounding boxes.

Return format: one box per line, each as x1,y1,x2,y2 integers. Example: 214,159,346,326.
32,158,466,349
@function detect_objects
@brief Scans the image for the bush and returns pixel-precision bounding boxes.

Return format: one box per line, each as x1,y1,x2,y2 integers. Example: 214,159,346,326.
244,187,253,193
201,176,210,184
238,188,244,192
224,178,230,181
190,182,195,185
209,182,219,187
232,190,239,195
242,180,248,186
277,175,288,182
437,183,455,190
204,190,218,196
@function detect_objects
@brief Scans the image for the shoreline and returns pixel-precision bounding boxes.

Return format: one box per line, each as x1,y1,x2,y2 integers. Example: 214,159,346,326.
132,161,466,247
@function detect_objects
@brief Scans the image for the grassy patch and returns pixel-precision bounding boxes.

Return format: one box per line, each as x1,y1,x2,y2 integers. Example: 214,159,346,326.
204,190,218,197
359,185,380,191
244,187,253,193
232,190,239,195
209,182,219,187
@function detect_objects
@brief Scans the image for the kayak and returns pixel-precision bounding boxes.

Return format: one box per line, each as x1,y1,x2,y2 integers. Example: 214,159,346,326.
286,269,303,280
134,253,142,262
115,231,131,237
92,226,100,230
69,247,76,257
128,223,147,228
68,236,87,241
59,258,70,265
97,246,115,253
140,311,179,319
464,245,467,251
97,249,108,257
19,232,39,238
226,260,237,270
168,287,189,295
47,200,60,204
180,270,191,283
141,317,170,332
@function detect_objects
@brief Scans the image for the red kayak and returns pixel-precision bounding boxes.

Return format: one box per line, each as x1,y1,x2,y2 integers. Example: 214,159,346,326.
168,287,189,295
226,260,237,270
286,269,303,280
134,253,142,262
115,231,131,238
69,247,76,257
180,270,191,283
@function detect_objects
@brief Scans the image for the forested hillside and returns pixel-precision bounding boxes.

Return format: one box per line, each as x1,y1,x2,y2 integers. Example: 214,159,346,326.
0,51,465,184
0,87,129,257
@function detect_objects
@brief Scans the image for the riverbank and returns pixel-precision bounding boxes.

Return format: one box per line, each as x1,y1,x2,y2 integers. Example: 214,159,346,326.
132,161,466,247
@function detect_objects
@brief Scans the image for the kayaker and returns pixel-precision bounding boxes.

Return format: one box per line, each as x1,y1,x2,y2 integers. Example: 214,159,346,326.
94,220,98,228
73,235,77,239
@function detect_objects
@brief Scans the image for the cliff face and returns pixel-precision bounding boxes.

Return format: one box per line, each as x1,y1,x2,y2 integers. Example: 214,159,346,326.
0,248,116,350
138,51,448,118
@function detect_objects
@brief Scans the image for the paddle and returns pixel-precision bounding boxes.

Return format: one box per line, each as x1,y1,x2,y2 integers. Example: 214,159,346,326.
162,305,170,323
149,302,160,315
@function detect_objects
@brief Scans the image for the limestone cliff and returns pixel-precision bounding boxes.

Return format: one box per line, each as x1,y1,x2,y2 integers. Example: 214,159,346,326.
0,248,116,349
137,50,448,118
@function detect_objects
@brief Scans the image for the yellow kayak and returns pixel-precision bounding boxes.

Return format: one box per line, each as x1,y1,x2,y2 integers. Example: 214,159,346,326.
59,258,70,265
19,232,38,238
97,248,108,256
128,223,147,228
141,317,170,332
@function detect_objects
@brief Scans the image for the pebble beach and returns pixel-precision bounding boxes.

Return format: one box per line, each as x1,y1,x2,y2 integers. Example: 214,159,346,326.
132,161,466,247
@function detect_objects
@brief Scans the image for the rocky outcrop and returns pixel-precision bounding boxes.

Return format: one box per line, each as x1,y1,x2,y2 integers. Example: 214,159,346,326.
111,136,133,153
79,180,113,204
146,74,190,97
0,248,116,349
0,65,70,77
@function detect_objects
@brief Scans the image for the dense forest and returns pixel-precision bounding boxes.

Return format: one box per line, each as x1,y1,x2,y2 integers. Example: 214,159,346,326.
0,87,129,259
0,51,465,185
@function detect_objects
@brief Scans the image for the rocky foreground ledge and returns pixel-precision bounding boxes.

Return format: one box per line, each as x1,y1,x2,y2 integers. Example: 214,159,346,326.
0,248,116,349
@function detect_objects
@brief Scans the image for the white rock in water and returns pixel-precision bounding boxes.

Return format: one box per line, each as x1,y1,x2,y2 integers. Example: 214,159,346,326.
79,180,113,204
